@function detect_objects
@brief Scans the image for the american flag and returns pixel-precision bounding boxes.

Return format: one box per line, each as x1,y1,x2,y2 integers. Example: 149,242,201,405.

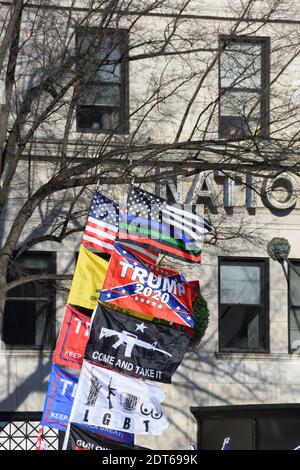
82,189,158,264
82,190,119,255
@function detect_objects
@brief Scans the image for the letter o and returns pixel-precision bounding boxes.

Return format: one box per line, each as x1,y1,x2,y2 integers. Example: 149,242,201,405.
262,173,297,210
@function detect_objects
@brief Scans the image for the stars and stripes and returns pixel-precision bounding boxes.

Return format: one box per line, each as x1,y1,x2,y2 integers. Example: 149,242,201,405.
82,189,158,264
117,185,212,263
82,190,119,255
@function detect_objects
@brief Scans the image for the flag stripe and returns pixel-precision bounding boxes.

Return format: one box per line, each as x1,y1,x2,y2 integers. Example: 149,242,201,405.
120,223,198,250
120,242,158,263
120,217,192,245
163,205,206,224
87,216,118,233
162,216,205,241
162,208,209,233
118,233,201,262
84,225,116,241
82,235,114,251
120,224,201,253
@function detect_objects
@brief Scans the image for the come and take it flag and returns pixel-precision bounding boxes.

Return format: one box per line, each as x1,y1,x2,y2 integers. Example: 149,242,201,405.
70,360,169,435
117,185,212,263
53,305,91,370
100,242,196,328
67,424,147,451
82,188,158,264
41,364,133,442
85,303,191,383
67,244,108,310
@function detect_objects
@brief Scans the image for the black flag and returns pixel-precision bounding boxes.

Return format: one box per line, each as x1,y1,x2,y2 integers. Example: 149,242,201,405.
85,303,191,383
67,424,148,450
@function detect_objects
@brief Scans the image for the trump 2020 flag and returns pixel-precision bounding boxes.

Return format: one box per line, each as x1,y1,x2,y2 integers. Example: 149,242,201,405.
82,188,158,264
67,244,108,310
70,360,169,435
118,185,212,263
41,364,78,431
100,242,196,328
67,424,147,451
85,303,191,383
53,305,91,370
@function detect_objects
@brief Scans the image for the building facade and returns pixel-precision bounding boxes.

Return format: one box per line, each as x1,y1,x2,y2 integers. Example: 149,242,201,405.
1,0,300,450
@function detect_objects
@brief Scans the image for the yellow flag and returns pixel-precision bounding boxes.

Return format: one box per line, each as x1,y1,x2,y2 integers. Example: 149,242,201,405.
68,245,108,310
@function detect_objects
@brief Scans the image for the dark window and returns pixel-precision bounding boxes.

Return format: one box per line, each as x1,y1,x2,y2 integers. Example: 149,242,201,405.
191,404,300,450
288,261,300,353
3,252,56,348
219,258,269,352
219,37,270,139
76,28,128,133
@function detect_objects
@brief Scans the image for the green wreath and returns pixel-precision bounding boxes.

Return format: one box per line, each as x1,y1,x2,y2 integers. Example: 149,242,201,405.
192,292,209,344
152,292,209,344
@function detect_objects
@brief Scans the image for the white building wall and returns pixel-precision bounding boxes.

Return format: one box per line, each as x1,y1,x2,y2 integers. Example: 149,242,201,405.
1,0,300,450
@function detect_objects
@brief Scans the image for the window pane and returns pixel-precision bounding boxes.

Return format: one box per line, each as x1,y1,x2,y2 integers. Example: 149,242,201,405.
15,256,50,270
77,32,122,61
96,63,121,82
78,84,120,107
220,91,261,118
35,301,53,346
4,253,55,347
220,264,261,304
290,265,300,306
219,304,260,349
219,116,261,139
289,308,300,352
220,42,261,89
77,105,120,130
3,301,37,345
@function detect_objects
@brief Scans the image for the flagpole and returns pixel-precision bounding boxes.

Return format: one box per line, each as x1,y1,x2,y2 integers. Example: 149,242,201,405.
62,422,71,450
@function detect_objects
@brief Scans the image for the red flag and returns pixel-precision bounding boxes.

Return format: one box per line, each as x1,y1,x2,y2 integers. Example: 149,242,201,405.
53,305,91,370
99,243,196,328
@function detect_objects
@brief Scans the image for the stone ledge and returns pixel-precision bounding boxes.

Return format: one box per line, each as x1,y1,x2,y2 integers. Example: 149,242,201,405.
0,349,53,358
215,352,300,361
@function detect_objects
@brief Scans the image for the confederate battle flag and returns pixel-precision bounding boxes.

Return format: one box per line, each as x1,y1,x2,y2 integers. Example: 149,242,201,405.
99,242,197,328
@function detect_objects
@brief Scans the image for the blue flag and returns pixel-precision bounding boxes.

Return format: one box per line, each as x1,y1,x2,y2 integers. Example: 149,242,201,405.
41,364,133,443
41,364,77,431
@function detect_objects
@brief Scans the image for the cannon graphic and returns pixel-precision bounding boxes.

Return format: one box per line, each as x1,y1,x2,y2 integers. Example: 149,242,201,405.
99,328,172,358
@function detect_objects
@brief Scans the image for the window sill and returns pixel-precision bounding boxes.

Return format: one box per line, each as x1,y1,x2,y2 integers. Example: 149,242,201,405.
0,348,53,358
215,352,300,361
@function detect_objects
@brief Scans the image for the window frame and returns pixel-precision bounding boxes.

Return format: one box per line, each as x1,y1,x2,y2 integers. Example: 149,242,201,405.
75,26,129,134
218,257,270,353
218,35,270,140
288,259,300,353
3,251,57,350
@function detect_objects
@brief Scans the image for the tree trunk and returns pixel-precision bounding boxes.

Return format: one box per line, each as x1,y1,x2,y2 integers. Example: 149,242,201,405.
0,255,9,347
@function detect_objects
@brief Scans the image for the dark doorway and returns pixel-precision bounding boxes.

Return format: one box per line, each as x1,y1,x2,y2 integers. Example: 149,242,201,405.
191,404,300,450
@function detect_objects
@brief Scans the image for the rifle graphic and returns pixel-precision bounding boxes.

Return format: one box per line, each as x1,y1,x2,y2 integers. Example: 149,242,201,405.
99,328,172,358
107,378,116,409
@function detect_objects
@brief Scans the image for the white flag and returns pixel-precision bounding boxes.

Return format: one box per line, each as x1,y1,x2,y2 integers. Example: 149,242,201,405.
69,360,169,435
